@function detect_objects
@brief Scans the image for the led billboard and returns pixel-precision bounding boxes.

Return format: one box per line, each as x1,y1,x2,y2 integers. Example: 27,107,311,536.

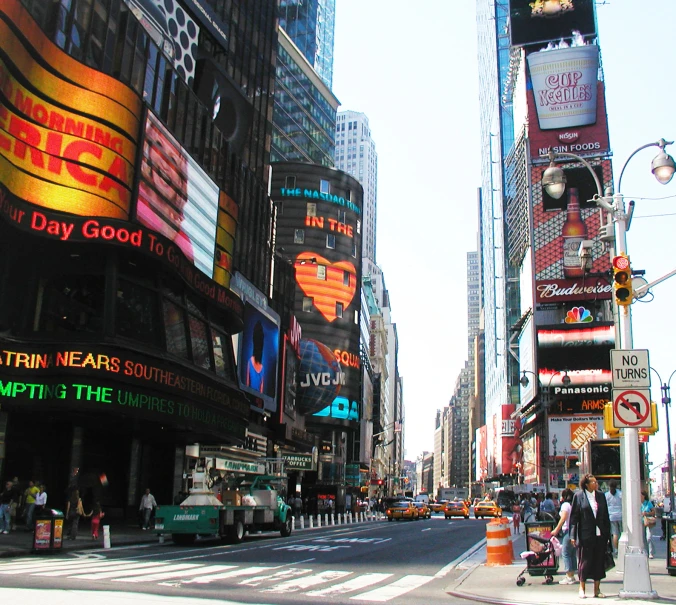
271,164,363,425
136,111,219,279
230,273,280,413
0,1,141,219
548,415,603,458
509,0,597,48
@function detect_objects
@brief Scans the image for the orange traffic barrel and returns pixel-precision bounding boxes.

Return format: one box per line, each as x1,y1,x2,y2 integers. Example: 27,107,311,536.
485,517,514,566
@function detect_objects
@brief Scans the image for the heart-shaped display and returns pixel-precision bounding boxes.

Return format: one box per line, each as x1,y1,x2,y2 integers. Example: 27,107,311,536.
295,252,357,322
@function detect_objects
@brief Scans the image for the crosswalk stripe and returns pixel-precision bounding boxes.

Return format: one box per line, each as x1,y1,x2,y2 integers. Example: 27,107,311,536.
182,566,276,584
262,570,353,593
64,562,175,580
350,574,434,602
0,559,107,572
28,561,163,577
238,567,312,587
113,564,231,583
306,573,393,597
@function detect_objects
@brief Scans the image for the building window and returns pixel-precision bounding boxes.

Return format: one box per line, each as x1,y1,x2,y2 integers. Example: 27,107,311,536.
285,175,296,189
346,189,351,201
336,302,343,318
116,279,160,344
338,209,346,223
352,242,357,257
354,310,359,324
302,296,314,312
320,179,330,194
294,229,305,244
317,265,326,280
162,298,189,359
307,202,317,217
326,234,336,249
343,271,350,286
356,220,361,234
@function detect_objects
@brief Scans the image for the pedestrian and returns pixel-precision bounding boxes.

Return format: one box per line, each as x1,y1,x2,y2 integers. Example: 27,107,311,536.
139,488,157,530
9,477,21,531
540,492,556,520
34,484,47,514
23,480,40,530
0,480,16,534
65,489,88,540
551,488,577,585
90,501,105,540
605,480,622,556
641,490,656,559
570,474,611,599
512,500,521,533
293,495,302,520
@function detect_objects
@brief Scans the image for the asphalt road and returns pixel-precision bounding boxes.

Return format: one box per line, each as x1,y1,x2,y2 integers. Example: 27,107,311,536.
0,515,488,605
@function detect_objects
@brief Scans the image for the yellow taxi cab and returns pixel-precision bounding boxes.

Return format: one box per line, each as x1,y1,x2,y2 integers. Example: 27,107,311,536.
430,500,448,514
473,500,502,519
386,500,419,521
444,499,470,519
413,501,431,519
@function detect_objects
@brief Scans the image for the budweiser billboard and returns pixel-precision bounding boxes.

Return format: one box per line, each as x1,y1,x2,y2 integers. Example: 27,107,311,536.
536,278,612,304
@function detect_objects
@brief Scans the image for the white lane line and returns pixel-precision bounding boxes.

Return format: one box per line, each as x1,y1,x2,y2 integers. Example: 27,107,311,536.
351,574,434,602
65,562,175,579
262,570,352,593
113,564,230,583
306,573,393,597
421,528,432,532
182,566,277,584
239,567,313,587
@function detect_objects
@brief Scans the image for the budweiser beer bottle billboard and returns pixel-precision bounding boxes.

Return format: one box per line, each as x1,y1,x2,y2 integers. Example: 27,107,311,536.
562,188,587,278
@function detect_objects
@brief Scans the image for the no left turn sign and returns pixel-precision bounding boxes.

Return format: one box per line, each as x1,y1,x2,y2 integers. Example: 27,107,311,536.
612,389,652,428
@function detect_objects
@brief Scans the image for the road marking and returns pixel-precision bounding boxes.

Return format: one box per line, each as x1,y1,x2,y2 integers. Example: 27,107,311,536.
261,570,352,593
66,562,177,579
307,572,393,596
238,567,313,587
181,566,276,584
112,564,231,583
31,561,169,577
351,574,434,602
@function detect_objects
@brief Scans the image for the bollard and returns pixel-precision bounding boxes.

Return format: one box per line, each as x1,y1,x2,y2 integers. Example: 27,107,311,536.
300,516,305,530
309,515,314,529
292,517,296,531
337,513,342,525
103,525,111,549
485,518,514,566
317,514,321,528
159,533,165,545
324,514,329,527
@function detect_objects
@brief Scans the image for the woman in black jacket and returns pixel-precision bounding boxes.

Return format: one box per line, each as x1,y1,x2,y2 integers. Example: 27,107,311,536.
569,474,611,599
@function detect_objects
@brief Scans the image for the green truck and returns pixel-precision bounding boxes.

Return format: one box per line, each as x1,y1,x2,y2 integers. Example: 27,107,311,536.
154,474,293,545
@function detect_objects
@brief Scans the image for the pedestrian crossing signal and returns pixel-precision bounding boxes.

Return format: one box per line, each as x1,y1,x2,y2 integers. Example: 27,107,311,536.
612,254,633,306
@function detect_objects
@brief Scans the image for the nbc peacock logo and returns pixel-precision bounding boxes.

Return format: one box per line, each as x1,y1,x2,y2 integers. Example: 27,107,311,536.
565,306,593,324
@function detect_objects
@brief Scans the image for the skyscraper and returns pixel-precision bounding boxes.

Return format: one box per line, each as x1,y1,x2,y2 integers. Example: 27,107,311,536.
334,111,378,263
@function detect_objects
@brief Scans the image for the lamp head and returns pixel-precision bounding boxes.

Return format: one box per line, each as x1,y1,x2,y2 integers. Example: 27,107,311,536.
562,372,571,387
651,150,676,185
542,163,567,199
519,372,529,388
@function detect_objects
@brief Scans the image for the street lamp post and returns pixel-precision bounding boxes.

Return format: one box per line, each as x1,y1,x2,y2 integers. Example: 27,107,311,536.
651,368,676,516
542,139,675,599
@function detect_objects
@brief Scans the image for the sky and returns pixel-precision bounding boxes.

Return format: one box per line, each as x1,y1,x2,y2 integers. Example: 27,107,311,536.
331,1,676,477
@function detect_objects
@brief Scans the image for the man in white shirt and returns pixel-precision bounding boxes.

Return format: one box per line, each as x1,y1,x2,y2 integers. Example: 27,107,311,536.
605,480,622,555
661,497,671,540
139,488,157,530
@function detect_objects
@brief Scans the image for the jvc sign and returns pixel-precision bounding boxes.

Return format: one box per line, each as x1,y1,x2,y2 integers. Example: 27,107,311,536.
610,349,650,388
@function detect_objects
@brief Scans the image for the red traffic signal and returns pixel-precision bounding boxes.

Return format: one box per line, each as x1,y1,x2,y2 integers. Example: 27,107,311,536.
612,254,633,306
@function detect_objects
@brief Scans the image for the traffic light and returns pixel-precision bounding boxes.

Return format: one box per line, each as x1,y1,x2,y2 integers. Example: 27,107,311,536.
612,254,633,306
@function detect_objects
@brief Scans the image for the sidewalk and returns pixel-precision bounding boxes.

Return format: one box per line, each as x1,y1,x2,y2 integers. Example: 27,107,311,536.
447,523,676,604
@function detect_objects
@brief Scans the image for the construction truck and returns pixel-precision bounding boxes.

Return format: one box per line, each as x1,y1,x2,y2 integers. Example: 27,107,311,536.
154,459,293,545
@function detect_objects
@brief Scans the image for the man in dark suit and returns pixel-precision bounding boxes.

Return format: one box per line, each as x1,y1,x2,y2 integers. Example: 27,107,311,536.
570,474,611,598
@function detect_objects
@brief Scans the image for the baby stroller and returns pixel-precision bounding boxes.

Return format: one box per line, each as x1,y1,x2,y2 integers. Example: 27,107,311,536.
515,533,561,586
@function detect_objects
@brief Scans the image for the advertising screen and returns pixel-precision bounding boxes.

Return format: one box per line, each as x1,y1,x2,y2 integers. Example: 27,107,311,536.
532,160,612,283
509,0,597,48
272,168,363,426
0,1,141,219
548,415,603,458
230,273,280,412
537,323,614,413
502,405,523,476
136,111,219,279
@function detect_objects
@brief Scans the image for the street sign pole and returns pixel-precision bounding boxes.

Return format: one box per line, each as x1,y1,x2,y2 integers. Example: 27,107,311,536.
613,192,656,599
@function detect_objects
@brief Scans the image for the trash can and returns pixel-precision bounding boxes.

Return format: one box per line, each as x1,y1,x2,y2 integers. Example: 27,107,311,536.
33,509,64,554
666,516,676,576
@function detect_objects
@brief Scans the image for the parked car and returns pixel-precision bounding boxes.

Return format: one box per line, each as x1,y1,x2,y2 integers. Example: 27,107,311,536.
444,500,470,519
386,501,419,522
414,501,431,519
474,500,502,519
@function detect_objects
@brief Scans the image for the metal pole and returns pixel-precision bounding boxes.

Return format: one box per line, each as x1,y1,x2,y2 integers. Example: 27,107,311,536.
613,191,656,599
663,374,676,516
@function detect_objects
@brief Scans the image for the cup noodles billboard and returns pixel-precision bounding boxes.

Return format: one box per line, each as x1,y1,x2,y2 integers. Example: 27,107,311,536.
0,1,141,220
532,160,611,283
509,0,597,48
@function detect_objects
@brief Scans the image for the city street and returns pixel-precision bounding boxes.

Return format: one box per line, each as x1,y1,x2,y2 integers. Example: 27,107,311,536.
0,516,486,604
